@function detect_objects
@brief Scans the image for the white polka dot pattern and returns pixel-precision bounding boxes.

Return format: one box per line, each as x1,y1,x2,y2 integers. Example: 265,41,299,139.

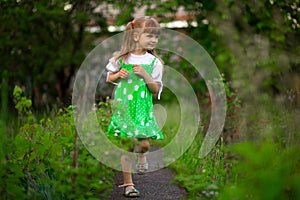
106,58,163,140
134,85,139,91
127,94,133,100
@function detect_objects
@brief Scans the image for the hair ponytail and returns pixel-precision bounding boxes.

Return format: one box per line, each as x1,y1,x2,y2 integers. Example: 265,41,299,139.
115,16,163,64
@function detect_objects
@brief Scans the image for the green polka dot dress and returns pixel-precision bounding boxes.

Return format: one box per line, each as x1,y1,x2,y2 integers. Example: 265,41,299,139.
107,58,163,140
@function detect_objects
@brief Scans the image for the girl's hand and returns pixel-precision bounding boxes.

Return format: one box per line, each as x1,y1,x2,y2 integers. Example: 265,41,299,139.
133,64,147,78
118,68,130,79
133,64,159,93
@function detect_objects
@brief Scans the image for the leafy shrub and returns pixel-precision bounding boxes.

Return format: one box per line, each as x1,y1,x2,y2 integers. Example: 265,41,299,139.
220,141,300,200
168,134,227,200
0,86,114,199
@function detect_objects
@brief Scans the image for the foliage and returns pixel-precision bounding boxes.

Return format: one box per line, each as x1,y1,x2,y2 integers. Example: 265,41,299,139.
0,0,107,105
169,136,226,200
1,70,9,123
220,141,300,200
166,93,300,199
13,86,32,116
0,86,113,199
144,0,300,103
1,1,300,199
1,0,299,108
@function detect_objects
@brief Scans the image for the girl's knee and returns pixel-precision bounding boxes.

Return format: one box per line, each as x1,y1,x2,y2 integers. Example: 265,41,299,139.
137,139,150,153
121,138,136,152
121,155,133,163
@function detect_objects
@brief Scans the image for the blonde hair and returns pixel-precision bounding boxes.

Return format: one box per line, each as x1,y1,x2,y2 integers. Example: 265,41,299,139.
115,16,163,64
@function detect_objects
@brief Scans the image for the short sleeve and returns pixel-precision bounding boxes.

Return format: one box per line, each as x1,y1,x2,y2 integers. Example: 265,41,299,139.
106,57,120,72
151,59,163,100
106,57,120,85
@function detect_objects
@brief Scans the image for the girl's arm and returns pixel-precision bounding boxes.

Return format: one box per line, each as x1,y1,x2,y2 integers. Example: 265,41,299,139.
107,69,130,83
142,73,160,94
133,65,159,94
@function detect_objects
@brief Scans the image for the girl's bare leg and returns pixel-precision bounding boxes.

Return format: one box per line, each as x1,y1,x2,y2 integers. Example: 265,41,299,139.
137,140,150,162
136,139,150,174
137,152,147,166
121,155,134,189
120,154,140,197
136,139,150,153
120,139,136,184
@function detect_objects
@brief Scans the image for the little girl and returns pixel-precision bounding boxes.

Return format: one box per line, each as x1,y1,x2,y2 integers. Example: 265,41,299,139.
105,16,164,197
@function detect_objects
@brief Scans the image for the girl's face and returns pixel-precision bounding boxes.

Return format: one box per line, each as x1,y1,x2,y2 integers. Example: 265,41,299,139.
134,31,159,51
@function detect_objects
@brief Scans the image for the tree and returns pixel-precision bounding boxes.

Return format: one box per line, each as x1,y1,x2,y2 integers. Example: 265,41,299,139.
143,0,299,101
1,0,299,110
0,0,107,108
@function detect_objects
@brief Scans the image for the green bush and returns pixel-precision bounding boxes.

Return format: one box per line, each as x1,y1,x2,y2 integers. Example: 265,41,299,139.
0,86,114,199
220,141,300,200
168,134,227,200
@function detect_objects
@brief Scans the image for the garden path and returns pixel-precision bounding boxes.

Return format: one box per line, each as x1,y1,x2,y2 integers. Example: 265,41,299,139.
108,146,187,200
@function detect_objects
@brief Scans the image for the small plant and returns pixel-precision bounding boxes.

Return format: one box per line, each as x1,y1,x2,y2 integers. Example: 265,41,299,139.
168,132,227,200
0,87,114,199
13,85,32,116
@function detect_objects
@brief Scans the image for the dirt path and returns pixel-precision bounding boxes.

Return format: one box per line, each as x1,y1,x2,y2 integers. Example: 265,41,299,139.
107,147,187,200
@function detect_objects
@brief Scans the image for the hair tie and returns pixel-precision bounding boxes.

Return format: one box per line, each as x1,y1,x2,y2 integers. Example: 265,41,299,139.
131,20,136,28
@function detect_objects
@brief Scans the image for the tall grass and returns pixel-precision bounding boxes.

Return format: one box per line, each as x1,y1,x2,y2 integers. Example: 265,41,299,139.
160,88,300,199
